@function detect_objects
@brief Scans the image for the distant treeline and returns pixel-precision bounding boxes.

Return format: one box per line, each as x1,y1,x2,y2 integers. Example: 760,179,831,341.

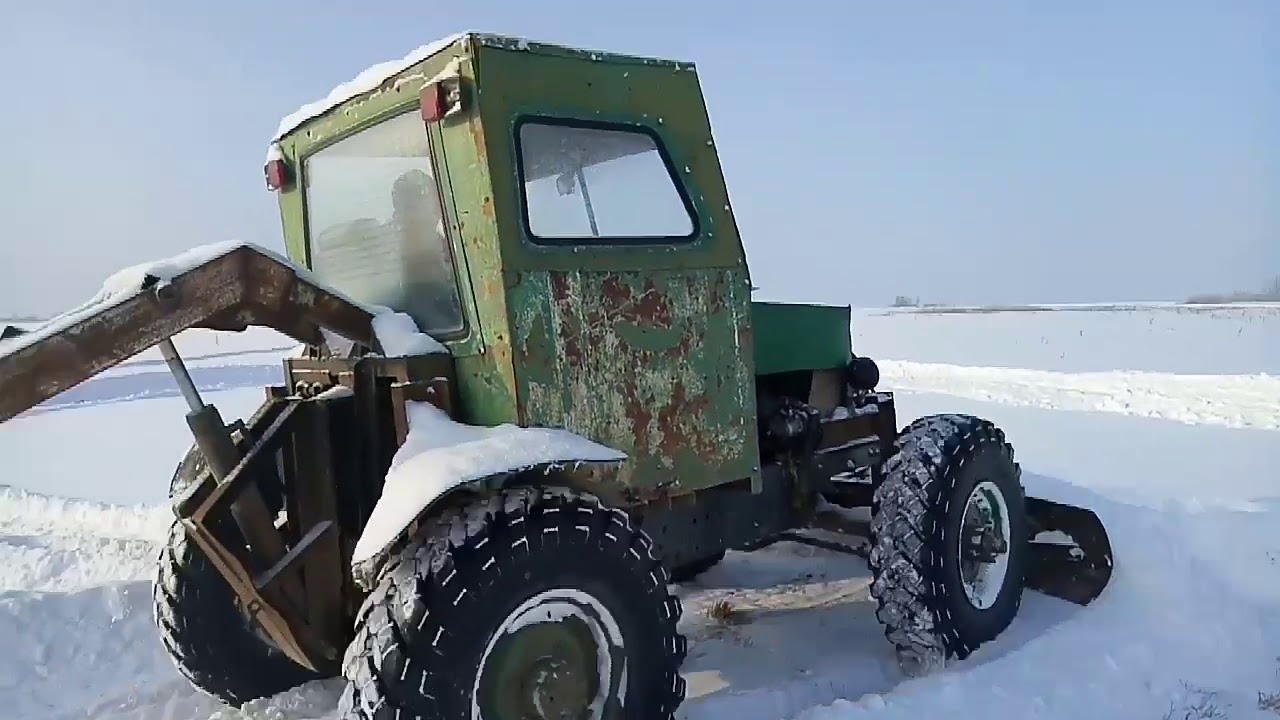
891,295,948,308
0,315,44,323
1186,276,1280,304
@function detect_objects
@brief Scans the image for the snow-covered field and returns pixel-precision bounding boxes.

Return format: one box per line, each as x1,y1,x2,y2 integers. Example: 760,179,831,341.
1,303,1278,719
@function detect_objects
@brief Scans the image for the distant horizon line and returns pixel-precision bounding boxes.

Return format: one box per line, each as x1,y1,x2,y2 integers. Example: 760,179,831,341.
7,297,1280,326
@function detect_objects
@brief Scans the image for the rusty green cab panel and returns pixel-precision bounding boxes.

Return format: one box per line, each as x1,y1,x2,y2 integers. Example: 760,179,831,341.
271,34,763,501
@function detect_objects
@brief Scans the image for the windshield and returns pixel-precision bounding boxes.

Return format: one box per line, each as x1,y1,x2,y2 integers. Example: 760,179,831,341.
303,110,463,336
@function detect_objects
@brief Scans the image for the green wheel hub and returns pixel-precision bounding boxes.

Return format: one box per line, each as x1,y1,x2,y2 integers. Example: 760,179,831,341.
472,589,627,720
957,479,1013,610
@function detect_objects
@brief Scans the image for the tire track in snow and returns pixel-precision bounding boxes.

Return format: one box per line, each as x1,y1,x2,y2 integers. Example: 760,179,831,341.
879,360,1280,431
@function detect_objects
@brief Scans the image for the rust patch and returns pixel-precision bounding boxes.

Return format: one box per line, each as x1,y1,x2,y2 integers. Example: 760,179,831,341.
549,274,584,366
625,393,654,462
633,278,674,328
513,268,756,495
599,275,674,329
468,114,488,163
655,379,714,460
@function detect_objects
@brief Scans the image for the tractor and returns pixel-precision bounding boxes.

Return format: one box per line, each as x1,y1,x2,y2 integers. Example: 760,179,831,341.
0,32,1112,719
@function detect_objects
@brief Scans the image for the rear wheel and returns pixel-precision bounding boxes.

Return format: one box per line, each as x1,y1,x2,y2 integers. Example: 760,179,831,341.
152,446,320,705
868,414,1028,674
340,486,688,719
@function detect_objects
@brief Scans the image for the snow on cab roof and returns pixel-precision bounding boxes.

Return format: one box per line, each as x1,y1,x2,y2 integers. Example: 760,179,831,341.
270,32,468,145
268,31,695,151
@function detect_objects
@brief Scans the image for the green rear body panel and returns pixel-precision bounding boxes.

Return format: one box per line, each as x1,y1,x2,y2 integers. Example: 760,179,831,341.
751,302,852,376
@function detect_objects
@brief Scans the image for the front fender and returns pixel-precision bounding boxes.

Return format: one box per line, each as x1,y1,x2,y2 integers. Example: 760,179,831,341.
350,402,626,568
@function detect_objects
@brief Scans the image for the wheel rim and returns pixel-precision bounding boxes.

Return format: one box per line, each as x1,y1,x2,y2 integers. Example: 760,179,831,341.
473,588,627,720
957,480,1012,610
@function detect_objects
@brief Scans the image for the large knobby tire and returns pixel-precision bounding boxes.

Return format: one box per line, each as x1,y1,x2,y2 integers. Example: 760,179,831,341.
152,446,321,705
340,486,688,720
869,414,1028,674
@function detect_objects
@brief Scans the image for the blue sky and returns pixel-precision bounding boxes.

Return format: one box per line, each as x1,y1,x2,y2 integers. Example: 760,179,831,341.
1,0,1275,315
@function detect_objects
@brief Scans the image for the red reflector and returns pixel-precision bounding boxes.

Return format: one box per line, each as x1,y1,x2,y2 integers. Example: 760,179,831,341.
265,158,290,191
421,78,463,123
420,82,445,122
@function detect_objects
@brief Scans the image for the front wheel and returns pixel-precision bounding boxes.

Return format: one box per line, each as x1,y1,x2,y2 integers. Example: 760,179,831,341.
869,414,1028,674
339,487,688,719
152,446,321,705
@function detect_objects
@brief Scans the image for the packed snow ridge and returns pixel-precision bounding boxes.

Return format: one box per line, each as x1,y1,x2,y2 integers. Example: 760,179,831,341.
878,360,1280,431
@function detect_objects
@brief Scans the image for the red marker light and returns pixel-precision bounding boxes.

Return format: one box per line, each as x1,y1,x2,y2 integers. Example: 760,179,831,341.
420,82,446,122
264,158,291,192
420,78,463,123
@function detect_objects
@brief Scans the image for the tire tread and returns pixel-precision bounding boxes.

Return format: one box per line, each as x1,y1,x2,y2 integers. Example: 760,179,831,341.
868,413,1023,674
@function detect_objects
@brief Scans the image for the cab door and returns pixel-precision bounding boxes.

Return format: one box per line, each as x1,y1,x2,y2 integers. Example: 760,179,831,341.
505,115,758,497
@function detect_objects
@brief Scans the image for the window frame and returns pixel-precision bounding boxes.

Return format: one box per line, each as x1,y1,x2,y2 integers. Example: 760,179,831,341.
298,106,471,342
512,115,702,247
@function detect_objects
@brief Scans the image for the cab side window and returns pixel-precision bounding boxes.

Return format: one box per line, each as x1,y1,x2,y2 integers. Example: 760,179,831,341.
516,119,697,244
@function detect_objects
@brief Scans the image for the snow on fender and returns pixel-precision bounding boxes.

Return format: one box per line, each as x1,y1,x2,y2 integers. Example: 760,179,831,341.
350,401,627,568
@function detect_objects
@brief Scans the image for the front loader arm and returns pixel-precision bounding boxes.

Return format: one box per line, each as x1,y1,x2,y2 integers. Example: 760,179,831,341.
0,243,389,672
0,243,377,423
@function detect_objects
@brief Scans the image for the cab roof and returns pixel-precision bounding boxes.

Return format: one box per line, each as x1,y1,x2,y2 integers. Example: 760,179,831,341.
268,31,696,157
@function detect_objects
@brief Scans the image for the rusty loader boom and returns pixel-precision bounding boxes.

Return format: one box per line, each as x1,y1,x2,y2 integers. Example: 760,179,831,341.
0,32,1113,719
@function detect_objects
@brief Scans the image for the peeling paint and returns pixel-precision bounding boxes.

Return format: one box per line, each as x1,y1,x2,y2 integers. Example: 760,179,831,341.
512,269,757,495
